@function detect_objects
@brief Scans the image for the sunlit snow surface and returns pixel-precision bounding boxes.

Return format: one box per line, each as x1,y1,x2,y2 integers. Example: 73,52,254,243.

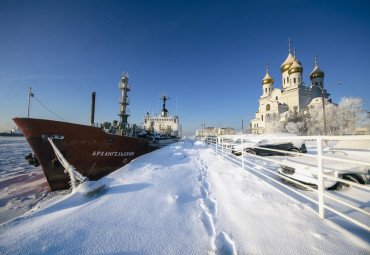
0,138,369,254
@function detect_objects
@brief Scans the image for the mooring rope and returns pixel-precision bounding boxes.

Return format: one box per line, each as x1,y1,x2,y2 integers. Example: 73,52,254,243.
47,137,87,190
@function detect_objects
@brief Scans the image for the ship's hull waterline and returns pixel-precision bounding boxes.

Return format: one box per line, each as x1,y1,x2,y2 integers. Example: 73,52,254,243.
13,118,156,191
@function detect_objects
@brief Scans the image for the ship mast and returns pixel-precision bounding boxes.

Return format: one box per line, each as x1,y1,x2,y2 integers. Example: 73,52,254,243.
118,72,130,132
160,93,169,117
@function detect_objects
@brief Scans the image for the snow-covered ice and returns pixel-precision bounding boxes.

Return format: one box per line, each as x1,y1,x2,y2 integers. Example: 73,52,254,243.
0,138,369,254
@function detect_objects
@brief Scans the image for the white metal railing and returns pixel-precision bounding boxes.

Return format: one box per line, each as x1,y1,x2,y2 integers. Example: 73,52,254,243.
203,135,370,232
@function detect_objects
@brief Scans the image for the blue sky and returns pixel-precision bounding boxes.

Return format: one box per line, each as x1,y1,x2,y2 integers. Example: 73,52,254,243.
1,0,369,136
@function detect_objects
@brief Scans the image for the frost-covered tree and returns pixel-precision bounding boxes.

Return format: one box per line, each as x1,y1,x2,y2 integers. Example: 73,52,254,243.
264,113,285,133
306,106,322,135
306,96,366,135
337,97,366,135
284,106,308,135
325,103,340,135
286,121,305,135
263,97,367,135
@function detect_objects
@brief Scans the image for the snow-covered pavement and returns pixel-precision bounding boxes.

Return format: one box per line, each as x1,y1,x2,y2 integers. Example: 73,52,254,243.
0,139,369,254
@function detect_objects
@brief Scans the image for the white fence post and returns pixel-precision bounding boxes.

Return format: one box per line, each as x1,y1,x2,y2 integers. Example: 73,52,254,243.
215,138,218,154
317,137,325,219
221,137,224,156
241,135,244,169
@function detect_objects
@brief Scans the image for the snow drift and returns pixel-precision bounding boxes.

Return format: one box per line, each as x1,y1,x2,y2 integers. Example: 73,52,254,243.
0,139,369,254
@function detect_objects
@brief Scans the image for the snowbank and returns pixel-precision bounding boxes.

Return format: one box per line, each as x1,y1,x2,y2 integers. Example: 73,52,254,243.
0,139,369,254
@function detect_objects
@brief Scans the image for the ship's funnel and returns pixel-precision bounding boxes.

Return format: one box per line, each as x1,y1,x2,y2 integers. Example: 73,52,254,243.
91,92,96,126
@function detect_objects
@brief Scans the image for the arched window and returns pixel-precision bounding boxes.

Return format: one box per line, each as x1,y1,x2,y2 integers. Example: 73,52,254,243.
266,104,271,111
265,88,267,93
294,77,296,83
316,82,318,86
261,115,264,121
284,78,285,84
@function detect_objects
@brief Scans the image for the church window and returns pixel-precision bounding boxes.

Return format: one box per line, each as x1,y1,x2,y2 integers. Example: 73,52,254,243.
261,115,263,121
284,78,285,84
315,82,318,86
266,104,270,111
294,77,296,83
276,96,278,100
269,88,271,92
265,88,267,93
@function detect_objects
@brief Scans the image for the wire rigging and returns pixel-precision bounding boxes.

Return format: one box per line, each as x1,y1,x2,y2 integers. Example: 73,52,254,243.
32,94,67,122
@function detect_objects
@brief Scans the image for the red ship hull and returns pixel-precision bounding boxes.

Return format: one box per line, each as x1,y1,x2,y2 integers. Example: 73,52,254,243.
13,118,156,191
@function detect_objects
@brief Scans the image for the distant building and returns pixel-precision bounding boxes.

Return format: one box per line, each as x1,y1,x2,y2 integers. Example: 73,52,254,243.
195,127,235,137
251,40,330,134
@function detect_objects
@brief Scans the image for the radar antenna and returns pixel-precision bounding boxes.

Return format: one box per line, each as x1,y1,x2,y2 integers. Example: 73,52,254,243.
159,92,170,117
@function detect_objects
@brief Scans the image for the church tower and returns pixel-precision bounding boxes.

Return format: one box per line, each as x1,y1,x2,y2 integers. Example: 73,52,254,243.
280,39,294,89
262,63,274,97
310,54,325,88
287,48,303,88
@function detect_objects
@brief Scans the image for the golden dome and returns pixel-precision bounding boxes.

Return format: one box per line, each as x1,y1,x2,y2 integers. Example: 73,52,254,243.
262,63,274,85
288,59,303,75
310,54,325,79
280,52,294,73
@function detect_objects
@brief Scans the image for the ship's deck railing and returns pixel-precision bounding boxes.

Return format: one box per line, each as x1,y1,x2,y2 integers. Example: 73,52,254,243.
202,135,370,232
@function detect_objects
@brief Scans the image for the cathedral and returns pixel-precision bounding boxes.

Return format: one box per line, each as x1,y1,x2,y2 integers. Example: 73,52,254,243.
250,41,330,134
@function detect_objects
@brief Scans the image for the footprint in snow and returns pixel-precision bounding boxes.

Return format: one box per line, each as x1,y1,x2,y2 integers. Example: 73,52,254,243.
202,180,210,190
197,174,204,182
201,211,215,236
200,185,208,198
215,232,237,255
204,198,217,215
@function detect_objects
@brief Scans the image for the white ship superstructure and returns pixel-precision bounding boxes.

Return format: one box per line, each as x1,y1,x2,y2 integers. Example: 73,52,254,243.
143,94,182,138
